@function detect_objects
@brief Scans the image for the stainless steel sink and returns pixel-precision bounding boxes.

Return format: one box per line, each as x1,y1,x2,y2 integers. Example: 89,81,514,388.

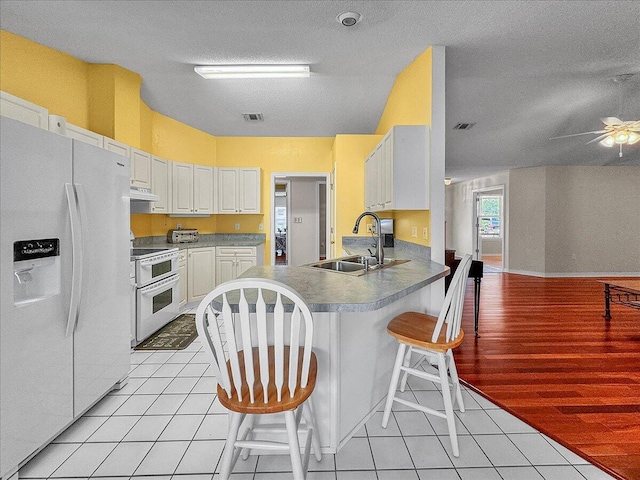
304,255,409,276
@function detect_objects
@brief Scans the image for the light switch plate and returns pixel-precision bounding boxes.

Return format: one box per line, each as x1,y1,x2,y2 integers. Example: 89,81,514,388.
411,226,418,238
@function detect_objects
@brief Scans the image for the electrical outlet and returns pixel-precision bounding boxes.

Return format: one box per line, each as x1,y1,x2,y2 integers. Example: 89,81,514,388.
176,223,182,230
422,227,428,240
411,226,418,238
366,223,373,233
235,223,240,230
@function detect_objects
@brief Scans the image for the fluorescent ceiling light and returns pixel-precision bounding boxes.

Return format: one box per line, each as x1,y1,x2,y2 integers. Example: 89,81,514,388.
194,64,310,79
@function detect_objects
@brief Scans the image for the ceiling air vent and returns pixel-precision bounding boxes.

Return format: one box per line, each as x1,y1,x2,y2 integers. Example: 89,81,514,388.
243,113,264,122
453,122,476,130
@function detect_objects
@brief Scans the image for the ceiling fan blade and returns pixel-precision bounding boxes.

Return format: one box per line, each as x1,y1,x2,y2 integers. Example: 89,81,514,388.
550,130,607,140
601,117,623,125
586,132,612,144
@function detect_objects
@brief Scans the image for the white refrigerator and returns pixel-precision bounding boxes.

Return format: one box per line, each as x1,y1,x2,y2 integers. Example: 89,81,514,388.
0,117,131,478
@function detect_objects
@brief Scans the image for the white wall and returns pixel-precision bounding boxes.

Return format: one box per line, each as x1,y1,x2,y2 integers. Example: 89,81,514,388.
288,177,322,266
445,171,510,258
543,166,640,275
448,166,640,276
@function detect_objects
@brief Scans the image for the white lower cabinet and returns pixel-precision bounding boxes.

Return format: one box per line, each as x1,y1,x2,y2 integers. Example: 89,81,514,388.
187,247,216,303
215,246,260,285
178,250,188,307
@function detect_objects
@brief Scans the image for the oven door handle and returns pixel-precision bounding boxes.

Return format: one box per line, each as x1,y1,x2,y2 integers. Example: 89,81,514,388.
138,252,179,267
140,275,180,295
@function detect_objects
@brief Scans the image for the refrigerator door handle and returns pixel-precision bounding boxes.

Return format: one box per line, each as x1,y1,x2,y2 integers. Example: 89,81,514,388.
65,183,83,337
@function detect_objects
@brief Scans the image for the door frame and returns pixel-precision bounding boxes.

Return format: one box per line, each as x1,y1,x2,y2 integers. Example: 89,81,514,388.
270,172,331,266
472,185,506,267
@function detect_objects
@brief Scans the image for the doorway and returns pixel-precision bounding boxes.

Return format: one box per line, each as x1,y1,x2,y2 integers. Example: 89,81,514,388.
473,186,505,272
271,173,331,266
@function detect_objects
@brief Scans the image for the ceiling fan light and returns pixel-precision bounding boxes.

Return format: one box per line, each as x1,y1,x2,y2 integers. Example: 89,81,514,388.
599,136,615,147
614,130,629,144
627,132,640,145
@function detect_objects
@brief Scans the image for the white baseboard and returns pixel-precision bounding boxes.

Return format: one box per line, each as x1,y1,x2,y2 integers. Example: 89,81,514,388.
503,268,640,278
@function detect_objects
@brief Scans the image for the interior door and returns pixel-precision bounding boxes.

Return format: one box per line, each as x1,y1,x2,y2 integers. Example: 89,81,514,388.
72,140,131,416
1,118,74,477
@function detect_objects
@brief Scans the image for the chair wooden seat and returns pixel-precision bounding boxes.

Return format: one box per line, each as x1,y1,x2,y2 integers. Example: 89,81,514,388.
387,312,465,353
219,347,318,414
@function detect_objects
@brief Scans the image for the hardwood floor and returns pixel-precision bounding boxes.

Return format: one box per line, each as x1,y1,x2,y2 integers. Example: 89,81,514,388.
456,273,640,480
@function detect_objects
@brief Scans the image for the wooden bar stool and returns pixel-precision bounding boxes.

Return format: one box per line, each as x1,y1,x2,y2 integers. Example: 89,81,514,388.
195,278,322,480
381,254,472,457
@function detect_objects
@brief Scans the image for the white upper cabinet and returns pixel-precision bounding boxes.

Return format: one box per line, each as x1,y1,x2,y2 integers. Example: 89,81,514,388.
65,123,104,148
150,155,171,214
218,167,261,214
172,161,194,215
193,165,214,214
364,125,430,211
170,162,215,216
103,137,131,158
0,91,49,130
130,148,152,189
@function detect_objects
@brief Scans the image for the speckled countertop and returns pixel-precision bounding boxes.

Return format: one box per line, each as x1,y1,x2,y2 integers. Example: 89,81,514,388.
239,240,448,313
133,233,266,250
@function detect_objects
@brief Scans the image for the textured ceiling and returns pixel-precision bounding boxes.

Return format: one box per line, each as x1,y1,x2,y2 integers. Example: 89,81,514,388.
1,0,639,181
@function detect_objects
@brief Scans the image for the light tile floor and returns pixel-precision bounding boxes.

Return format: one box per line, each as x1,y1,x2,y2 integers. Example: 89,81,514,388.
21,320,616,480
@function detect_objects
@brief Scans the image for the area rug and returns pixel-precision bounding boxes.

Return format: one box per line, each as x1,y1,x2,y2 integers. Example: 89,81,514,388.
134,314,197,350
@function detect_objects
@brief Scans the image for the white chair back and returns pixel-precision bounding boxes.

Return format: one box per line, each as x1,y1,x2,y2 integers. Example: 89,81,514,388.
195,278,315,405
431,254,473,343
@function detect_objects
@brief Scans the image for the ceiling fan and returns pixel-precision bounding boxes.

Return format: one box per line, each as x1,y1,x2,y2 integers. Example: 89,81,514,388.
550,117,640,157
550,74,640,158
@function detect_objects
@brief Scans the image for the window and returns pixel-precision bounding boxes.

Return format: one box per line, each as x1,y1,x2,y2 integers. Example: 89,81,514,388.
479,195,501,237
275,206,287,233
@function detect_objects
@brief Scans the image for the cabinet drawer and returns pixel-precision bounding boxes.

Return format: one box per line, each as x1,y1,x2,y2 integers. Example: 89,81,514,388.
216,246,256,257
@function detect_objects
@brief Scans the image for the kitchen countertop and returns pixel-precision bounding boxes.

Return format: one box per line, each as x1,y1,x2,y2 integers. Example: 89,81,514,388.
239,255,449,313
133,233,266,250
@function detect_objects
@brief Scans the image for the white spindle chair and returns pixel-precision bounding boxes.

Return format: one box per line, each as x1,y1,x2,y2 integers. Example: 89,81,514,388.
195,278,322,480
381,254,473,457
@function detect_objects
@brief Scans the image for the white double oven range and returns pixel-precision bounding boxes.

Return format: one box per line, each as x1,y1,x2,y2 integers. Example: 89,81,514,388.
130,247,180,345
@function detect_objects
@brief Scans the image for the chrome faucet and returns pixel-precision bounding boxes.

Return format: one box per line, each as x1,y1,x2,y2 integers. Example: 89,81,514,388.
352,211,384,266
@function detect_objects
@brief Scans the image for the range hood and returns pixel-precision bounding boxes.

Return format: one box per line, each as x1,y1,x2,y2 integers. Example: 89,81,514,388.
130,186,158,202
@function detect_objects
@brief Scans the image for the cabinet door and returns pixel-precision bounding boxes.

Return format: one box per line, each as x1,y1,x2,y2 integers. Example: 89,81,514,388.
187,248,215,303
364,154,376,210
218,168,239,213
130,148,151,189
103,138,131,158
0,90,49,129
193,165,214,214
215,256,237,286
381,133,394,209
66,123,104,148
371,144,384,210
239,168,260,213
150,156,171,213
172,162,194,214
178,253,188,307
236,257,256,278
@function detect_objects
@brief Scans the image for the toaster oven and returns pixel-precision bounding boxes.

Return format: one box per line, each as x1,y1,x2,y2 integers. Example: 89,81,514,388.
167,229,199,243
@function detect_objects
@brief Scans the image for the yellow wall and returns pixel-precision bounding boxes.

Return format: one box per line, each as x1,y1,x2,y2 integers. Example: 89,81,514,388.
0,30,89,128
216,137,334,257
375,47,433,246
332,135,383,251
152,112,217,165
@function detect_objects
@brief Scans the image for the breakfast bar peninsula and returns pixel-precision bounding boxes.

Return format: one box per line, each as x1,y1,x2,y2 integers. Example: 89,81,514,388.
237,250,449,453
